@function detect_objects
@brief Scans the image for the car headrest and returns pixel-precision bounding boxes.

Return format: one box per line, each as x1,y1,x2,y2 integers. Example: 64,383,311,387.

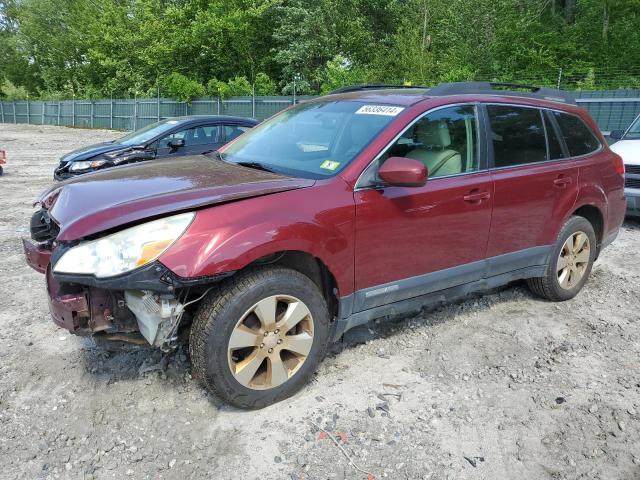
415,120,451,148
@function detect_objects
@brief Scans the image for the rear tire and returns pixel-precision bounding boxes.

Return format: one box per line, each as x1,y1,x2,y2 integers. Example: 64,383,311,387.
527,215,596,301
189,267,330,409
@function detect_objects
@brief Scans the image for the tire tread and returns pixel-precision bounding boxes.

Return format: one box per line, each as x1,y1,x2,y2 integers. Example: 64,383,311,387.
189,266,328,408
526,215,596,302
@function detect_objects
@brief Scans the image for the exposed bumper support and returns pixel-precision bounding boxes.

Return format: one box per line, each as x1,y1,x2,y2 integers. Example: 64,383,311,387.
22,238,51,274
23,238,228,346
47,270,90,333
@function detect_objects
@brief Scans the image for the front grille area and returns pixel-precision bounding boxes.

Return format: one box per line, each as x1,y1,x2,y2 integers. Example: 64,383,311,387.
626,164,640,175
30,208,60,243
626,177,640,189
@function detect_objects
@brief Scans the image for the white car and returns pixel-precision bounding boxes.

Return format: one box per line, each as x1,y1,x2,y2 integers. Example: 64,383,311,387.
610,113,640,217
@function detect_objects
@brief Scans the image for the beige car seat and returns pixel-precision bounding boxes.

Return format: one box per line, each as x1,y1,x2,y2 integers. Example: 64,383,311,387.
406,121,461,176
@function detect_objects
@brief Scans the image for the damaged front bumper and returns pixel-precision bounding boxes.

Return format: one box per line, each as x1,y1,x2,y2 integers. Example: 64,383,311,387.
22,238,51,274
22,238,229,348
45,267,126,335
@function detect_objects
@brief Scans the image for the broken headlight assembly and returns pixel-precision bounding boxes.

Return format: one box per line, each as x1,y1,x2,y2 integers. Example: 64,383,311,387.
53,212,194,278
69,159,107,171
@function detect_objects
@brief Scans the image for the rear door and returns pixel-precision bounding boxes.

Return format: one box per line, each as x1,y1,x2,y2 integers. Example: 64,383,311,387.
185,124,225,154
484,104,578,274
353,104,493,312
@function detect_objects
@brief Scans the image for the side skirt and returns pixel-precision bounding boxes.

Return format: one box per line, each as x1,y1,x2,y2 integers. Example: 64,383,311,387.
332,264,546,341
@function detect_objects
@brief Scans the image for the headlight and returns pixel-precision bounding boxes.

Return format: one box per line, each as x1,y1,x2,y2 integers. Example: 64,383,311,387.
53,212,195,278
69,159,107,171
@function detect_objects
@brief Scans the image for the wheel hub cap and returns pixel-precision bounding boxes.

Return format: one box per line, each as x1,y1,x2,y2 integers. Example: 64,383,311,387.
227,295,314,390
262,333,279,350
557,231,590,290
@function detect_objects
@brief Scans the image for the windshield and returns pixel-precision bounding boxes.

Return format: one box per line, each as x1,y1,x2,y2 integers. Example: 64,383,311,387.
625,115,640,139
118,119,183,146
219,100,403,179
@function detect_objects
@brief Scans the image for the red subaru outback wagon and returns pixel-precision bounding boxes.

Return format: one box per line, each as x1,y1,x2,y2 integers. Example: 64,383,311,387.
23,82,626,408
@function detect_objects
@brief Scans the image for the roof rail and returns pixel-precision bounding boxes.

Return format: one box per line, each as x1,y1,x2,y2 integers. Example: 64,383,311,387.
426,81,576,104
329,81,575,104
329,84,429,94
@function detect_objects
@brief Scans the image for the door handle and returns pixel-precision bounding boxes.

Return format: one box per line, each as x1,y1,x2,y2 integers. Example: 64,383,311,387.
463,190,491,203
553,176,572,187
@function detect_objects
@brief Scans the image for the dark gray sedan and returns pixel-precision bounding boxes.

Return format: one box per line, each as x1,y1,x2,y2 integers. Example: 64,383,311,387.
54,115,258,180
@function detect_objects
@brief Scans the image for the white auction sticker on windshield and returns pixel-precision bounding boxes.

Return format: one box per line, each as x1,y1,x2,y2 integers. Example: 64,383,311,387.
355,105,405,116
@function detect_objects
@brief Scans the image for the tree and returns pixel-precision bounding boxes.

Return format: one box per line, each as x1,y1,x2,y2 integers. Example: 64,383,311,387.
1,0,639,99
226,76,253,96
1,79,29,99
162,73,204,103
254,72,277,95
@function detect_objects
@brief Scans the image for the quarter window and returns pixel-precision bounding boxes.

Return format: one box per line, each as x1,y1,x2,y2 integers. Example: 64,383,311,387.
377,105,479,178
224,125,250,142
552,112,600,157
487,105,547,167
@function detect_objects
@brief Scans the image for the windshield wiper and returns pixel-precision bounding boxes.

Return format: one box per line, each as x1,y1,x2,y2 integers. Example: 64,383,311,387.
236,161,277,173
210,151,277,173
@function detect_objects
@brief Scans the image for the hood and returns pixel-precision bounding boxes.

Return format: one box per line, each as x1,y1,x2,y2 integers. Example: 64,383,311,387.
40,156,315,241
610,139,640,165
60,142,125,162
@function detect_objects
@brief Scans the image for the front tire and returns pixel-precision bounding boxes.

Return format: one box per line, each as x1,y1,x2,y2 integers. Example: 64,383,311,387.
527,215,596,301
189,267,330,409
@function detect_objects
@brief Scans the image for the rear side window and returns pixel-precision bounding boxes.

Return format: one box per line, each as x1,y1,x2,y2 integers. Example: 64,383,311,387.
552,112,600,157
544,112,566,160
487,105,547,167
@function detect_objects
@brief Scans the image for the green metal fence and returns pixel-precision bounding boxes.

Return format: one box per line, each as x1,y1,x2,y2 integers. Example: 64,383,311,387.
0,92,639,133
0,96,308,130
574,90,640,133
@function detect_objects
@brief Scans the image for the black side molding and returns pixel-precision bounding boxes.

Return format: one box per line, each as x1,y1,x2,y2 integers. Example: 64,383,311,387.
333,264,547,341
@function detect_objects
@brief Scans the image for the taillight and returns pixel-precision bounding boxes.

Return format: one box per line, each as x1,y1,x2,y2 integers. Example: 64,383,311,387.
613,154,625,176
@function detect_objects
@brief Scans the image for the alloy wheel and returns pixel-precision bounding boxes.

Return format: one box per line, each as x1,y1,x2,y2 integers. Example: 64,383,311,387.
557,231,591,290
227,295,314,390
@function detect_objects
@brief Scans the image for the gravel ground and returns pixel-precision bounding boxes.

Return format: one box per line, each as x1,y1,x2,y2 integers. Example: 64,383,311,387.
0,123,639,480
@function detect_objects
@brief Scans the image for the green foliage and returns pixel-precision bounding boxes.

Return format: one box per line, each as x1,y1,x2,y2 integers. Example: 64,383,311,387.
254,72,277,95
1,79,29,99
226,76,253,96
162,73,205,103
207,74,276,98
207,78,231,99
321,55,367,93
0,0,639,99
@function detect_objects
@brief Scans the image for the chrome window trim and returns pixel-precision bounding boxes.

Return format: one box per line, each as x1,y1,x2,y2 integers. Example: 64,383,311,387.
484,102,603,169
354,102,482,191
354,100,604,191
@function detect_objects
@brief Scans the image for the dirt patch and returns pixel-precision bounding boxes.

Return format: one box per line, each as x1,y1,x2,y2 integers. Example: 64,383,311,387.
1,123,639,479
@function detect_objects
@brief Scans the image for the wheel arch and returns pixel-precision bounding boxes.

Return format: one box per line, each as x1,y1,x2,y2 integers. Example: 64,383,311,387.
241,250,340,320
568,203,605,258
571,204,604,244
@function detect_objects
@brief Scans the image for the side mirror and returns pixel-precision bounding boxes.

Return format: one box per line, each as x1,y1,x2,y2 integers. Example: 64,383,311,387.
168,138,185,149
378,156,428,187
609,130,624,140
